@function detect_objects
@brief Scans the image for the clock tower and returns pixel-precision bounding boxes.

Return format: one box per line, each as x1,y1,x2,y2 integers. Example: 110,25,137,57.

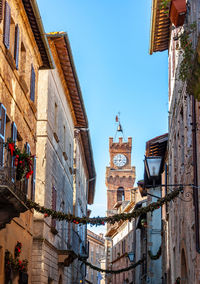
106,136,136,217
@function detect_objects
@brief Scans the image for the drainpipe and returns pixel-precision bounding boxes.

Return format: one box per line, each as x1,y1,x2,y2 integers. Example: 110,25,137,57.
192,95,200,253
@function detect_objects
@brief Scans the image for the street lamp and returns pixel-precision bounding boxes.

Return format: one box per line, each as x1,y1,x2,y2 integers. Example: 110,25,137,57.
144,156,162,180
127,252,135,263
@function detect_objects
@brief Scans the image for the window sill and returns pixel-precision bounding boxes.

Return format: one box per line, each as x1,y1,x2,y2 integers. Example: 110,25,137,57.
29,99,37,113
19,76,29,95
54,132,59,143
63,152,68,161
50,226,58,235
5,49,16,71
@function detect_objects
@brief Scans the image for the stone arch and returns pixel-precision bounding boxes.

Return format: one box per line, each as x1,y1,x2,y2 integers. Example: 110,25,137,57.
181,248,188,284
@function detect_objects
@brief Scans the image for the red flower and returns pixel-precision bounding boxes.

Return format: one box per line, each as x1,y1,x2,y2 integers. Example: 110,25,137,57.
16,155,19,158
8,143,15,156
102,221,105,225
18,248,21,252
26,170,33,179
19,161,22,164
18,260,22,264
14,158,18,166
44,213,49,218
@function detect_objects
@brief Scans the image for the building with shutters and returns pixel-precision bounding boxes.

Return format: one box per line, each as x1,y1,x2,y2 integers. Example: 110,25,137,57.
32,32,96,284
0,0,53,283
86,230,105,284
149,0,200,282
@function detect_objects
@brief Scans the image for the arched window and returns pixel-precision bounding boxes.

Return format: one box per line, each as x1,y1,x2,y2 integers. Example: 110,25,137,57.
117,187,124,201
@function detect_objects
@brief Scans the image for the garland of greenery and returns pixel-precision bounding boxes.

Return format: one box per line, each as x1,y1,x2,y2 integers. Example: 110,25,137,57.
26,187,182,226
148,246,162,260
77,254,145,274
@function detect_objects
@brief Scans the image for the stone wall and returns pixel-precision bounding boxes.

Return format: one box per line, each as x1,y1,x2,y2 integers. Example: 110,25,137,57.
0,0,44,282
32,64,74,283
166,1,200,282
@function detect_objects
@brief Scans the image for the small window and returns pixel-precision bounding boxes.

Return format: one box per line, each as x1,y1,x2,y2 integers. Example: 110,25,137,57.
20,42,26,78
117,187,125,201
9,17,15,56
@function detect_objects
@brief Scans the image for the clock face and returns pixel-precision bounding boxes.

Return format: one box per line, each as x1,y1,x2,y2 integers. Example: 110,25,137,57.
113,154,127,167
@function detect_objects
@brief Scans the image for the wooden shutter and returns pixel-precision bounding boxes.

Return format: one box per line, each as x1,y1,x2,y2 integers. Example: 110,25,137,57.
24,142,30,195
11,122,17,142
68,222,71,246
0,0,3,23
0,104,6,167
11,122,17,173
3,1,10,49
31,156,36,201
14,24,20,69
30,65,35,102
25,142,30,154
0,103,6,138
51,186,57,228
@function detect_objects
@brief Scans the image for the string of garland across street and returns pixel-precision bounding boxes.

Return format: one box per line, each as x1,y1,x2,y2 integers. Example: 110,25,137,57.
26,187,183,226
75,246,162,274
77,255,145,274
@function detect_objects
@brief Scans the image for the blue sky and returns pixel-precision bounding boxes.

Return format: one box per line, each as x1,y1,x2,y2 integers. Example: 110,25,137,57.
37,0,168,234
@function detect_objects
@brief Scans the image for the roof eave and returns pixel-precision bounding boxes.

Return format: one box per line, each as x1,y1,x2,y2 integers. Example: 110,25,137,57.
22,0,54,69
47,32,96,204
149,0,171,54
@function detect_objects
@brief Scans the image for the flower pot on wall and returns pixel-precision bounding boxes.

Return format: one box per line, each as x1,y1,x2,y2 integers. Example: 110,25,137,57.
169,0,186,27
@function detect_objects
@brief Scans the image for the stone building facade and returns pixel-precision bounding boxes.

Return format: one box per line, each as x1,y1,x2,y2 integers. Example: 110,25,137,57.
0,0,53,283
105,134,137,284
32,32,96,284
150,0,200,283
106,190,143,284
86,229,105,284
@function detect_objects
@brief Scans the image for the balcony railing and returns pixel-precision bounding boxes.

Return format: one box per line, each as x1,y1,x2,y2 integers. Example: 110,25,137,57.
0,147,29,229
